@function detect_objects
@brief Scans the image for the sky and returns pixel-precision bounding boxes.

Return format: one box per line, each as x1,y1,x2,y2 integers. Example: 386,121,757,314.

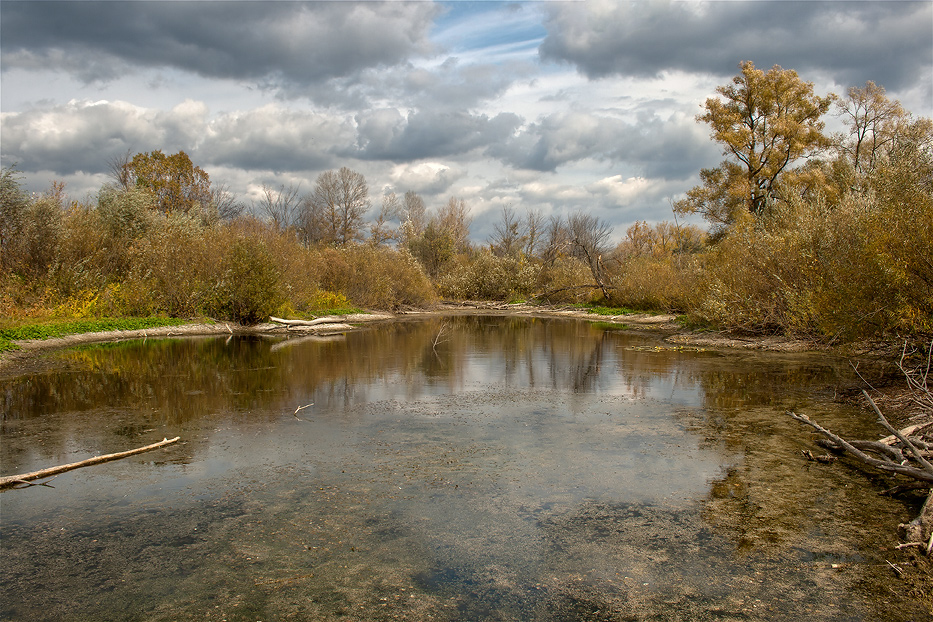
1,0,931,243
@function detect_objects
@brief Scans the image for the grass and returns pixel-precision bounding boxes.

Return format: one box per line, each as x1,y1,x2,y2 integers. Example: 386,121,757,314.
572,304,637,316
0,317,191,352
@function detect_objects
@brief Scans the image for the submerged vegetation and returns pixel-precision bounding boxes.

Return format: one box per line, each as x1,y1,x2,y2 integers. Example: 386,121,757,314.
1,63,930,345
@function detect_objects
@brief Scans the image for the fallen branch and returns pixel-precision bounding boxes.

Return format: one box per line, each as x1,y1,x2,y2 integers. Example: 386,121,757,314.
0,437,181,490
270,316,345,327
788,411,933,482
788,397,933,550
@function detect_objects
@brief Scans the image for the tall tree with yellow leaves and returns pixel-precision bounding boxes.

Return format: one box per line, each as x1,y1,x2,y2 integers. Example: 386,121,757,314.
676,62,834,231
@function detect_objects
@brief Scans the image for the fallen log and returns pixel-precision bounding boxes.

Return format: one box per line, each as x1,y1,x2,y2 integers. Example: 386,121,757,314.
269,316,342,327
0,437,181,490
788,410,933,483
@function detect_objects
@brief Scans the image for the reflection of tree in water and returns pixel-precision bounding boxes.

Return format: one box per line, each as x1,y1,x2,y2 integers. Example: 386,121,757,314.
0,317,622,471
3,316,927,620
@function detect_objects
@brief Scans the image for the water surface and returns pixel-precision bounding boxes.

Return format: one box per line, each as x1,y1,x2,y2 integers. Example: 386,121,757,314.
1,316,927,621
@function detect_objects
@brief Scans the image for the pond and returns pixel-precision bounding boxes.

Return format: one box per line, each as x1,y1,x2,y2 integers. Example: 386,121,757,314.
0,315,928,621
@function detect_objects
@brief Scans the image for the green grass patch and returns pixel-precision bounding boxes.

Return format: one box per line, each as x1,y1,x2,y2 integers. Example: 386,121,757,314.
0,317,190,352
572,304,636,316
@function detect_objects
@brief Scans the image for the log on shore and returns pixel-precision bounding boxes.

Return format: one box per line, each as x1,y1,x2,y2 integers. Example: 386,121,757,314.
270,316,342,327
0,437,181,490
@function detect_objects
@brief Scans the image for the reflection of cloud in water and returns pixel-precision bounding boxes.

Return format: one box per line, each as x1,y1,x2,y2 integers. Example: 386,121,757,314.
2,316,924,621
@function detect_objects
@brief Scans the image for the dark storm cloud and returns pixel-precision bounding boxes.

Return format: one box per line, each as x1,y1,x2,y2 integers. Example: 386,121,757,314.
539,1,932,92
0,1,438,85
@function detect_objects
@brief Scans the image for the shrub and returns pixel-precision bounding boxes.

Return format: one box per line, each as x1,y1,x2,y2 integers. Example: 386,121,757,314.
316,244,436,310
126,212,213,317
606,255,702,313
687,187,933,340
206,237,283,324
535,257,599,304
436,250,540,301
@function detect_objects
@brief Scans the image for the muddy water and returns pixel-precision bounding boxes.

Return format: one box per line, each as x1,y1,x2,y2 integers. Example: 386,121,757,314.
0,316,928,621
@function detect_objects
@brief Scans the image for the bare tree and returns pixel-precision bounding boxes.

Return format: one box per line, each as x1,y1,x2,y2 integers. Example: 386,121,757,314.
489,205,526,257
107,149,134,190
541,215,570,267
838,81,907,177
257,182,302,230
567,212,614,299
398,190,427,248
437,196,472,253
524,208,545,258
210,182,245,222
303,167,370,246
370,191,401,246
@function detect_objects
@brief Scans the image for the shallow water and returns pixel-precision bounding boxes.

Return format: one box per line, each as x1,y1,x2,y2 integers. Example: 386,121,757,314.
0,316,928,621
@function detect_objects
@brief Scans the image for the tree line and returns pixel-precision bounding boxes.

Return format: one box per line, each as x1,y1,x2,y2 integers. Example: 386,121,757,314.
1,60,930,341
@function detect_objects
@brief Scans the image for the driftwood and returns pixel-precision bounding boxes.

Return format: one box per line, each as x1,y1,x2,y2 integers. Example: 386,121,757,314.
270,316,344,327
789,390,933,552
0,437,180,490
268,315,392,336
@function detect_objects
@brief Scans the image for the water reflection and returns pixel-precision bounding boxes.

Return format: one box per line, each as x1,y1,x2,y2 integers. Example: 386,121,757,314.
0,316,926,621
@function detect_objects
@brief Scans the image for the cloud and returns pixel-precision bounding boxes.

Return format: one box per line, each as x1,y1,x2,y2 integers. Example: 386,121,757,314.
494,109,716,179
0,99,207,175
389,162,466,196
0,2,439,87
201,105,354,173
349,108,522,161
539,0,932,93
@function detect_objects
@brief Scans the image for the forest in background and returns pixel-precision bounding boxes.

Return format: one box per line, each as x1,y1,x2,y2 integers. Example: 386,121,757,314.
1,62,931,344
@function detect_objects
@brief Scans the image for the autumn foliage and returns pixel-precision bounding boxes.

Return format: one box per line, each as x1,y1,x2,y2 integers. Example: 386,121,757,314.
1,62,930,342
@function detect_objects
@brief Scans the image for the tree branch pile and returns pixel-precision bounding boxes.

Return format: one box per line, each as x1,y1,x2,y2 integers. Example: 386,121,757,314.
788,389,933,554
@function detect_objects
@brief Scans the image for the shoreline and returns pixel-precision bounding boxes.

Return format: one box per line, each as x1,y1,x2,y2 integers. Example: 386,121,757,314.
0,303,826,374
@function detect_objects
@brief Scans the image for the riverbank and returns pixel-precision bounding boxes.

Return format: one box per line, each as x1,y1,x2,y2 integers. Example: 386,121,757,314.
0,302,871,376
